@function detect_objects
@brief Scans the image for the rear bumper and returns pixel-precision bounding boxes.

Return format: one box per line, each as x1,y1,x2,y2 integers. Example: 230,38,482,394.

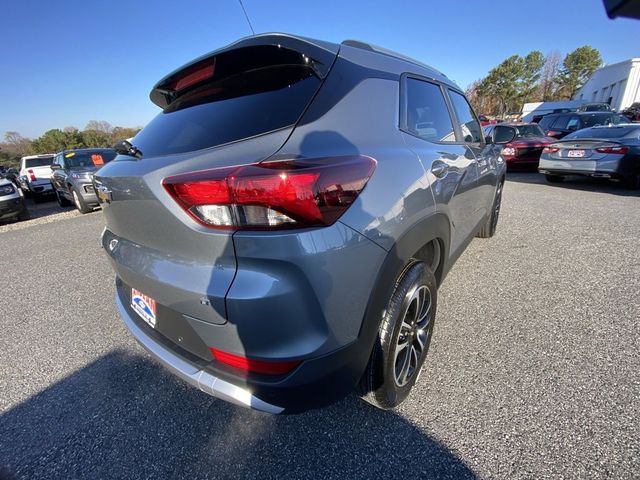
117,291,284,413
538,168,621,179
26,182,53,194
106,221,388,412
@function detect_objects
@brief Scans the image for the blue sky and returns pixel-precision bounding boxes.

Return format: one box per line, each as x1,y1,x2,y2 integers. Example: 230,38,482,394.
1,0,638,138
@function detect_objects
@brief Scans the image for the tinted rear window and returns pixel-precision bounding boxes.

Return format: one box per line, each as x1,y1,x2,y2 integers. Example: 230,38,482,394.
566,127,640,139
132,46,324,157
24,156,53,168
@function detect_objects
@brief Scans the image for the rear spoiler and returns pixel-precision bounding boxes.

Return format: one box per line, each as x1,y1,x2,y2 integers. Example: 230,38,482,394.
150,33,340,109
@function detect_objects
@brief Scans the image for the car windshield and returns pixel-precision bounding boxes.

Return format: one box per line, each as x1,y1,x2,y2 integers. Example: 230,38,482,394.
515,124,545,138
565,127,640,140
64,151,117,168
24,156,53,168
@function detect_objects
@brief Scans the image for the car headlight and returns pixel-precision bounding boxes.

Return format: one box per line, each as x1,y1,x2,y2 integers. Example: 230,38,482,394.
0,184,15,196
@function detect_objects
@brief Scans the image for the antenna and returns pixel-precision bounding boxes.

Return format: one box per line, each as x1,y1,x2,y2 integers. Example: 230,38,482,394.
238,0,255,35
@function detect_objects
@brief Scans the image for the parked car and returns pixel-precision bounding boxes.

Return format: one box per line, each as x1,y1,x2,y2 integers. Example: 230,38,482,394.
478,114,497,127
18,154,55,200
531,108,575,123
95,33,511,414
539,124,640,188
0,177,29,222
50,148,117,213
621,102,640,122
577,103,612,112
484,123,554,170
2,168,20,187
538,112,630,139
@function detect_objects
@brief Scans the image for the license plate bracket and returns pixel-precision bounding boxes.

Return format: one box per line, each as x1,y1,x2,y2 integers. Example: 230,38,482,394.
131,288,157,328
567,149,585,158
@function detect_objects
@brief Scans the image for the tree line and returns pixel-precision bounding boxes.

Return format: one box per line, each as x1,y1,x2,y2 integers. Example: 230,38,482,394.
0,121,141,168
466,46,603,117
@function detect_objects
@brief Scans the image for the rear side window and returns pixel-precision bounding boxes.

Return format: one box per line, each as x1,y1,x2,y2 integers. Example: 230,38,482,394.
550,115,572,130
24,157,53,168
403,78,455,142
132,46,324,157
448,90,483,143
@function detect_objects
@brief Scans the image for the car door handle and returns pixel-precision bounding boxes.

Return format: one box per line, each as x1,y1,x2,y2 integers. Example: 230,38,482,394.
431,160,449,177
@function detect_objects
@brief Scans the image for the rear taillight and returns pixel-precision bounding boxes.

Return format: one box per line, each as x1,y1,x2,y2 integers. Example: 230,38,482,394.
542,147,560,154
210,348,301,375
163,156,376,230
27,169,36,182
594,146,629,154
547,131,559,137
501,146,516,158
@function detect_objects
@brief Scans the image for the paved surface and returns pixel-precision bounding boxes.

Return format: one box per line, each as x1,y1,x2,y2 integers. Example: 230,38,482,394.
0,173,638,479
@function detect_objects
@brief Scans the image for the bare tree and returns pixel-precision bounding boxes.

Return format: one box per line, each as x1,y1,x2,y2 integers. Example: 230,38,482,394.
2,131,31,156
539,52,561,101
84,120,113,134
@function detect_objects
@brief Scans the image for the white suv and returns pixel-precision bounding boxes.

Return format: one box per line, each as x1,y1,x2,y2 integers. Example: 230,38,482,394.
18,154,55,200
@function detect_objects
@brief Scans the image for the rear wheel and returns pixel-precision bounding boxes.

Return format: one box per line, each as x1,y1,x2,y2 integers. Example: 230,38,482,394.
545,174,564,183
357,261,437,409
477,180,503,238
72,188,92,214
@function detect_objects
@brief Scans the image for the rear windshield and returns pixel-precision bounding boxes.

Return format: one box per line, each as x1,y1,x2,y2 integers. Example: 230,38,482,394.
64,150,117,168
24,156,53,168
582,114,616,128
566,127,640,140
515,124,545,138
132,46,324,157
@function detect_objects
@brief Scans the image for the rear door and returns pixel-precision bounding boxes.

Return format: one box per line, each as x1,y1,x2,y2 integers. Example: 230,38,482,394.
399,76,480,256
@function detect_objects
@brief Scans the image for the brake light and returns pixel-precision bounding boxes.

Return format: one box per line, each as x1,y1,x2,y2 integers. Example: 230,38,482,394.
210,348,301,375
163,156,376,230
547,131,559,137
501,146,516,158
170,60,215,91
27,169,36,182
594,146,629,154
543,147,560,154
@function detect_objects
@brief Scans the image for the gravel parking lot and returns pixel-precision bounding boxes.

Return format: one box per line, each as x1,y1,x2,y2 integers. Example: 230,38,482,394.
1,173,638,479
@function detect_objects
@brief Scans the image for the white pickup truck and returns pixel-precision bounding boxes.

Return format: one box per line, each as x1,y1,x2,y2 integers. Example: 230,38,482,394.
18,154,55,200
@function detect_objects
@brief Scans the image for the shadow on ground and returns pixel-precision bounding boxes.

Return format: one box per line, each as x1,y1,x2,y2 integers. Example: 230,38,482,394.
506,171,639,197
0,351,476,480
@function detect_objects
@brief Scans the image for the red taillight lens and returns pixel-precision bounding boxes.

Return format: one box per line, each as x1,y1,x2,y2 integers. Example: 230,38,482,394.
163,156,376,230
547,131,559,137
27,168,36,182
210,348,301,375
501,145,516,158
543,147,560,154
594,146,629,154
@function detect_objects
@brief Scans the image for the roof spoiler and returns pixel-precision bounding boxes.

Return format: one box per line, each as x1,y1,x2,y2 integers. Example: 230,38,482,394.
150,33,340,109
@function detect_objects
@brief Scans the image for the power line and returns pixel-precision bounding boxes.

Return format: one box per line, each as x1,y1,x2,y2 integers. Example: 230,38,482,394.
238,0,255,35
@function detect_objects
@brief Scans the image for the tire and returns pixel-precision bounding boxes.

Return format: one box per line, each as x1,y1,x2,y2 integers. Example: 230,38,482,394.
17,207,30,221
622,173,640,190
477,180,503,238
56,189,72,207
545,174,564,183
72,188,92,214
357,261,437,409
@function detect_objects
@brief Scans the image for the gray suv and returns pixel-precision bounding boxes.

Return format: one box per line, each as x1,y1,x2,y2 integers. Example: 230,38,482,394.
95,33,510,413
51,148,117,213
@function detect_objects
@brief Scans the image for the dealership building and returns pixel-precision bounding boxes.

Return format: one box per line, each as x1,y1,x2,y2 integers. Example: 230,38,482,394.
574,58,640,110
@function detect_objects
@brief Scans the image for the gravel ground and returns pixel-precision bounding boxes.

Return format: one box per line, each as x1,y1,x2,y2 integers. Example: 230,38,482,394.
0,173,638,479
0,196,82,234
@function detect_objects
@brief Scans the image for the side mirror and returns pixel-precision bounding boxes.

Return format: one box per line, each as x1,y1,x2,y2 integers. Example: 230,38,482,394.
491,125,517,144
50,164,62,170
